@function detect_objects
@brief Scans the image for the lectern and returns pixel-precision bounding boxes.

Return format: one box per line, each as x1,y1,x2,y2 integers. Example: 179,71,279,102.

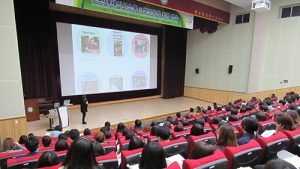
24,99,40,122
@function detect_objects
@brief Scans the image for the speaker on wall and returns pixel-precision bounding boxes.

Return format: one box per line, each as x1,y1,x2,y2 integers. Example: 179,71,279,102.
195,68,199,74
228,65,233,74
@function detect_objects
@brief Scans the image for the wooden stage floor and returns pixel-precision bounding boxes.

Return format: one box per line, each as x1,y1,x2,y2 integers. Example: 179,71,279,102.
27,97,212,136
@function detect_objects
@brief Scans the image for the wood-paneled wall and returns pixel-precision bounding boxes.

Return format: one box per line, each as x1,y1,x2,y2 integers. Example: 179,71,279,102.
0,117,27,142
184,86,300,105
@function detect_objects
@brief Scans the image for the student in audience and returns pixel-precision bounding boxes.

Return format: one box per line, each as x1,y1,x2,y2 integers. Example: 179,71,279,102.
92,142,105,157
55,139,69,152
58,133,68,141
143,126,151,133
255,111,267,122
181,119,190,126
83,128,91,136
18,135,28,145
94,131,105,143
128,136,144,150
125,131,134,140
1,138,26,153
163,121,172,129
228,115,238,122
174,124,184,132
64,130,70,138
210,117,222,125
231,109,239,115
42,135,52,147
275,113,295,132
116,122,126,136
175,112,183,122
134,119,143,131
189,141,216,159
190,123,204,136
16,136,39,158
104,121,111,129
194,118,205,127
139,141,167,169
37,151,59,168
28,133,34,137
166,116,174,124
215,124,237,152
61,138,101,169
156,126,171,142
255,158,296,169
150,125,159,136
69,129,80,141
286,110,300,128
103,130,112,139
50,125,62,137
238,117,258,145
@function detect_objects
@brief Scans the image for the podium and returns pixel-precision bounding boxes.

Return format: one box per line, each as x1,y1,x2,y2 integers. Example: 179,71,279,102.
58,106,69,128
24,99,40,122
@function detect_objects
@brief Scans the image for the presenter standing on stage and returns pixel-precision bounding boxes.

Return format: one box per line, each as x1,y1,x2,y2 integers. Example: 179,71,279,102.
80,95,88,124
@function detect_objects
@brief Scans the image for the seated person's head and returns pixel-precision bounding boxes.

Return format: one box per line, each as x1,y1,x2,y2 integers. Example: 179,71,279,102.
64,130,70,138
163,121,172,129
143,126,151,132
279,99,286,105
190,123,204,136
58,133,67,141
286,110,300,125
150,121,158,127
289,104,298,111
122,128,130,136
275,113,295,131
28,133,34,137
18,135,28,145
117,123,126,133
37,151,59,168
150,125,159,136
166,116,173,123
92,142,105,157
255,111,266,122
94,131,105,143
125,131,134,140
128,136,144,150
69,129,80,140
174,124,184,132
194,118,205,127
231,109,239,115
210,117,222,125
25,136,39,152
189,141,216,159
54,125,62,132
217,121,229,129
176,112,181,118
260,105,269,112
139,142,166,169
103,130,112,139
135,119,142,128
240,107,247,113
257,158,297,169
241,117,258,135
55,139,69,152
190,108,194,113
104,121,111,127
228,115,238,122
100,125,110,132
225,105,231,112
216,124,237,147
2,138,17,151
83,128,91,136
62,138,99,169
156,126,171,142
42,136,52,147
181,119,190,126
207,106,212,110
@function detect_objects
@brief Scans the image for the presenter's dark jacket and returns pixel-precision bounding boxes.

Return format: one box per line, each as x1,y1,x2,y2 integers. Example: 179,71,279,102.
80,97,88,113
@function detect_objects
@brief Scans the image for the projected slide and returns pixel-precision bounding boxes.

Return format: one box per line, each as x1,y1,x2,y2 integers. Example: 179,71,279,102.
56,23,158,96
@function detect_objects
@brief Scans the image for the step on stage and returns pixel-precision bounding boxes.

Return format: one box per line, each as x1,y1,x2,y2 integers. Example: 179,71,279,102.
27,97,211,136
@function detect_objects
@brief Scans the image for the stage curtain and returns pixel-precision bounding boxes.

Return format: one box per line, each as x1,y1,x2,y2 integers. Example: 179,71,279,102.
14,0,61,101
163,26,187,99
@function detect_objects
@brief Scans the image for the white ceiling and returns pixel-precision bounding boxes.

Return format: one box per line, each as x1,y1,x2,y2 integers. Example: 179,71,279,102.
224,0,253,9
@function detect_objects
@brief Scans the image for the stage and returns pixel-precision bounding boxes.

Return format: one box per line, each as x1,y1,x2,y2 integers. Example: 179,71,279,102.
27,97,211,136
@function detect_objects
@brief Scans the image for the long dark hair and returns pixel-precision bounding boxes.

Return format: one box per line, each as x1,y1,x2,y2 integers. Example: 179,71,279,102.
62,138,100,169
216,124,237,147
37,151,59,168
139,142,166,169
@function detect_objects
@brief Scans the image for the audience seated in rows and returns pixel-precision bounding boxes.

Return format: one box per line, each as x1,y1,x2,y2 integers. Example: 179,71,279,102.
1,137,26,153
16,136,39,158
238,117,258,145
